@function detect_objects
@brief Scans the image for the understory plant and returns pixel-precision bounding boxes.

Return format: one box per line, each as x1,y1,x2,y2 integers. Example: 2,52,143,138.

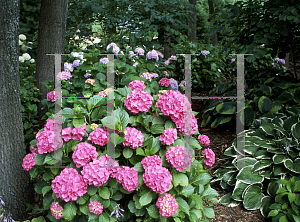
22,42,219,222
211,111,300,221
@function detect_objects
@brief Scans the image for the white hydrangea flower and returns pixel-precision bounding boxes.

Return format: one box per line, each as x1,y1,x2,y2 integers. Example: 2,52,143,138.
19,56,25,63
93,38,101,43
21,44,28,52
71,52,79,57
30,59,35,63
19,34,26,41
22,53,31,60
19,40,23,46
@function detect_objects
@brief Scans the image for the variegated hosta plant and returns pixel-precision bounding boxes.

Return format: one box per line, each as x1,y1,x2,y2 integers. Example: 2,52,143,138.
211,110,300,219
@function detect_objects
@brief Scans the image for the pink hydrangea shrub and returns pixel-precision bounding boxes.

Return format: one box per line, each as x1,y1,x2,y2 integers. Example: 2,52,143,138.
44,119,62,131
56,71,72,81
98,154,120,176
22,153,36,171
36,130,63,154
50,202,63,219
128,80,146,91
203,148,215,166
140,72,153,81
72,142,98,168
159,78,171,87
173,112,198,136
47,91,62,102
156,193,179,217
141,155,162,170
30,146,38,154
165,145,192,171
81,159,110,187
89,201,103,214
72,123,86,141
52,168,87,202
120,166,139,191
123,127,144,149
124,90,153,114
198,135,210,146
62,127,72,142
88,127,109,146
159,128,177,145
143,165,172,194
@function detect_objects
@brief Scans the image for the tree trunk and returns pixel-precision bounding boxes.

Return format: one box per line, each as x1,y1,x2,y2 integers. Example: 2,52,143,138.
0,0,34,220
164,30,172,60
35,0,68,127
208,0,218,46
188,0,197,42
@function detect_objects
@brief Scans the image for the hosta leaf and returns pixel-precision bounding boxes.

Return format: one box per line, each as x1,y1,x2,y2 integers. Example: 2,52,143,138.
236,166,264,184
232,180,249,201
252,160,272,173
243,184,264,210
219,192,240,207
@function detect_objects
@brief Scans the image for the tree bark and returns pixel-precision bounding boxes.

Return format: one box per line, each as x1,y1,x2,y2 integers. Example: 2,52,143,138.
164,30,172,60
188,0,197,42
35,0,68,127
0,0,34,220
208,0,218,46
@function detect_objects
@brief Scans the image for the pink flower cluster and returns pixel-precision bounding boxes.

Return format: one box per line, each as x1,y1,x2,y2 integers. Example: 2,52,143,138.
99,58,109,64
140,72,154,82
142,156,172,194
81,158,110,187
165,145,192,171
47,90,62,102
146,49,164,62
156,193,179,217
124,89,153,114
50,201,63,219
203,148,215,166
164,55,177,66
159,128,177,145
198,135,210,146
56,71,72,81
22,152,36,171
135,47,145,56
159,78,171,87
52,168,87,202
128,80,146,91
123,127,144,149
88,127,109,146
115,166,139,191
62,123,86,142
72,142,98,168
107,42,120,54
85,78,95,85
98,88,114,98
156,90,198,136
89,201,103,214
44,119,62,131
36,129,63,154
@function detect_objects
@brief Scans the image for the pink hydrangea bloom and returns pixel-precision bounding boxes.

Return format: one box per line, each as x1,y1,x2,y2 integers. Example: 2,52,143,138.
30,146,38,154
72,142,98,168
128,80,146,91
140,72,153,82
141,155,162,170
52,168,87,202
56,71,72,81
124,90,153,114
123,127,144,149
64,63,74,72
50,202,63,219
198,135,210,146
165,145,192,171
113,167,125,184
159,128,177,145
72,123,86,141
121,166,139,191
44,119,62,132
89,201,103,215
156,193,179,217
47,91,62,102
36,130,63,154
81,159,110,187
203,148,215,166
169,55,177,60
143,165,172,194
173,112,198,136
62,127,72,142
99,58,109,64
135,47,145,55
98,154,120,176
22,153,36,171
164,60,170,66
107,42,120,54
201,50,210,58
146,49,163,62
159,78,171,87
88,127,109,146
133,62,138,67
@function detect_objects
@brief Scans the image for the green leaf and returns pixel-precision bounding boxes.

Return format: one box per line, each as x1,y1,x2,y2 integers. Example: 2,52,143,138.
73,118,85,128
136,148,146,156
76,194,89,205
139,191,153,206
153,116,164,124
175,197,190,215
181,184,195,197
191,173,212,185
35,153,47,165
236,167,264,184
202,207,215,218
42,186,52,197
34,180,49,195
173,173,189,187
191,194,203,208
201,185,219,199
150,124,164,134
243,184,264,210
99,187,110,199
146,204,159,218
87,185,98,196
134,162,144,172
62,201,77,221
123,147,133,159
147,63,155,71
292,122,300,141
31,216,46,222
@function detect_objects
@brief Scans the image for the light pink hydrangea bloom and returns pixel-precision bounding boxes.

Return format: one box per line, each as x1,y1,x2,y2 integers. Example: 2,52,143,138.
99,58,109,64
107,42,120,54
128,80,146,91
143,165,172,194
72,142,98,168
164,60,170,66
140,72,153,81
156,193,179,217
44,119,62,132
47,91,62,102
133,62,138,67
159,78,171,87
89,201,103,214
88,127,109,146
203,148,215,166
62,127,72,142
165,145,192,171
159,128,177,145
22,153,36,171
124,90,153,114
56,71,72,81
135,47,145,56
146,49,163,62
52,168,87,202
123,127,144,149
198,135,210,146
81,159,110,187
141,155,162,170
169,55,177,60
50,202,63,219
